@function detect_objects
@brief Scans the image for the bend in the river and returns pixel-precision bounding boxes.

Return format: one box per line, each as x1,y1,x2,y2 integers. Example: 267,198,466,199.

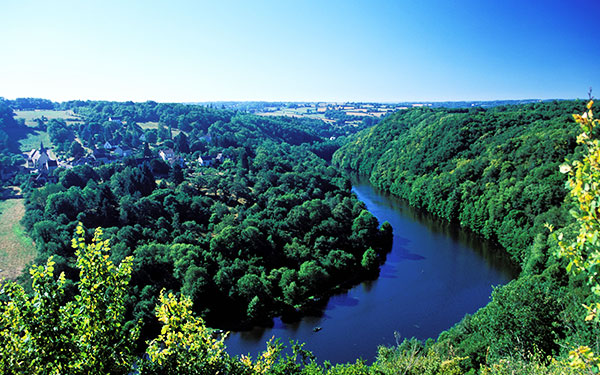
224,178,518,364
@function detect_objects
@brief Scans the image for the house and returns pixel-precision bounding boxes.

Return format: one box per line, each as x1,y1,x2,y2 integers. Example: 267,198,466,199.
46,159,59,172
73,157,94,166
199,134,212,143
158,148,184,167
159,148,175,162
108,117,123,124
92,148,110,164
26,142,50,169
123,147,133,157
172,156,185,168
26,142,60,172
113,146,133,158
198,155,215,167
199,151,228,167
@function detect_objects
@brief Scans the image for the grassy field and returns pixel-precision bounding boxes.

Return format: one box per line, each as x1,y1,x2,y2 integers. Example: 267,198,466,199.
14,110,81,127
17,129,53,153
0,195,36,280
256,107,326,120
13,110,82,153
138,121,182,137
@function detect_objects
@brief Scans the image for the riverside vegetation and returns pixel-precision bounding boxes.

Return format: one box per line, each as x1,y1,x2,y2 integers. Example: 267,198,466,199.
0,98,598,374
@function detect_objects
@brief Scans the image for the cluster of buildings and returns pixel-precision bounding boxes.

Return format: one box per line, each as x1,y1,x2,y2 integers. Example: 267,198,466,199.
26,143,59,172
24,143,60,184
158,148,227,168
8,141,229,187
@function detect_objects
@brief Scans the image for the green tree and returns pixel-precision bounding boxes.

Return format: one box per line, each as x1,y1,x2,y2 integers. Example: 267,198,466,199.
143,141,153,157
298,260,329,291
141,291,245,375
174,132,190,154
0,224,138,374
157,122,171,141
555,100,600,372
169,163,184,185
69,140,85,159
361,247,378,272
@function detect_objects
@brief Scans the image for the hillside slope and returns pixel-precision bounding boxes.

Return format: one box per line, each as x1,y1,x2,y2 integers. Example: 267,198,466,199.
333,101,600,370
334,101,582,264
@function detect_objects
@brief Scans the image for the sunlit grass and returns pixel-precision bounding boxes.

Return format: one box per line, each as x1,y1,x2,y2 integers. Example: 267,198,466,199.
0,196,36,280
14,110,82,152
138,121,182,137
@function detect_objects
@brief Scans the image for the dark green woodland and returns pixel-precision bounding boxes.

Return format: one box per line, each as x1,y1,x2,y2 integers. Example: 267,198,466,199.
1,98,598,374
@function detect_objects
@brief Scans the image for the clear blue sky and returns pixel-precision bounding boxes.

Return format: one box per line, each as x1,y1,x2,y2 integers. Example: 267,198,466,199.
2,0,599,102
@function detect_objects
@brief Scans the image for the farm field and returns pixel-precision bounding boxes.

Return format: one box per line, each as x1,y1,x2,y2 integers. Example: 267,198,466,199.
17,128,52,153
0,195,36,280
138,121,182,137
14,110,81,127
256,107,327,120
14,110,82,152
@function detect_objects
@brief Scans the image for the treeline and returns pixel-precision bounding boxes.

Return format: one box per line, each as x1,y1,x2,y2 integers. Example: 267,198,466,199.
20,101,392,338
333,101,599,371
0,97,56,110
0,102,20,154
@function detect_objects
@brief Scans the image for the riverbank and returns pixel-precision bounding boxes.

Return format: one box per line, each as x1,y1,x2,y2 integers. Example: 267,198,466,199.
224,180,518,364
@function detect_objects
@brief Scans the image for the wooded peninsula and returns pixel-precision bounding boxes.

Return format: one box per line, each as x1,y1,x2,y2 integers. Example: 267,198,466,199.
0,98,598,374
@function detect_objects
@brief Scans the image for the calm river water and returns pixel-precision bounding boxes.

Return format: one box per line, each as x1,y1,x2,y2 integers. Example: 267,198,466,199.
224,179,518,364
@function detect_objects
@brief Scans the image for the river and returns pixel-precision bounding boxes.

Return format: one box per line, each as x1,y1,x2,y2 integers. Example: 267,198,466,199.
223,179,518,364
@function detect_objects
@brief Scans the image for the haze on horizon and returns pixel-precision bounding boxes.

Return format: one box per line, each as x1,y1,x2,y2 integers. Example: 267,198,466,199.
2,0,599,103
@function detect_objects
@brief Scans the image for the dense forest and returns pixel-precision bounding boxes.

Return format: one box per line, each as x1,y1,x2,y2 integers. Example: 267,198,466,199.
1,98,599,374
13,101,392,339
333,100,599,372
334,102,584,263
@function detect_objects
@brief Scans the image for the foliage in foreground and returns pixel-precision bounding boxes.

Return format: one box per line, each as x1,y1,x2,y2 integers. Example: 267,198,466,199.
0,224,252,374
0,223,473,374
0,225,138,374
554,100,600,373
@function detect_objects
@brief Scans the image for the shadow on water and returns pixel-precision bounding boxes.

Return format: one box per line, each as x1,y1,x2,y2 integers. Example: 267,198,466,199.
349,174,519,278
326,294,360,309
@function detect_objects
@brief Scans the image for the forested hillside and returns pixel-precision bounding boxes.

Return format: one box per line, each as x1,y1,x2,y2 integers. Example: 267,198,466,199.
334,101,582,263
333,100,599,371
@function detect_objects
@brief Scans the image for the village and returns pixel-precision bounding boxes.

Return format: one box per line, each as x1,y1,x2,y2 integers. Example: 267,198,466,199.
1,138,228,188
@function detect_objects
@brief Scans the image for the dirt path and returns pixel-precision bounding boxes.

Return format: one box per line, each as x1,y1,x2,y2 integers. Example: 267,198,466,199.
0,195,36,280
